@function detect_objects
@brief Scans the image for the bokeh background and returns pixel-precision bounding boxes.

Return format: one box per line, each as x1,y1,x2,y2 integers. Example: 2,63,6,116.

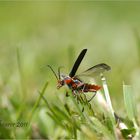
0,1,140,138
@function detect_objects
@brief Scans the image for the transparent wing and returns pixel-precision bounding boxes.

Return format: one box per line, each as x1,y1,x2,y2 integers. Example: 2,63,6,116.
75,63,111,78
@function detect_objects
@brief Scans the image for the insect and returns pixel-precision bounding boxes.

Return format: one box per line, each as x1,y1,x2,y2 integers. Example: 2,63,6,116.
48,49,111,102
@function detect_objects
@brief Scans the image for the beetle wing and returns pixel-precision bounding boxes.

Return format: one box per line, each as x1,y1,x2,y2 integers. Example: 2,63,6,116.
75,63,111,78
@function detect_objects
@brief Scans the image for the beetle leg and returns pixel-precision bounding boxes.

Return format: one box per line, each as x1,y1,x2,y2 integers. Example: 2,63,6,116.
82,84,86,92
72,90,76,96
87,91,97,102
77,83,84,88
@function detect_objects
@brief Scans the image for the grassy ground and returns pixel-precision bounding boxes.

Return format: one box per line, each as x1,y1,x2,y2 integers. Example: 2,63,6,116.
0,1,140,139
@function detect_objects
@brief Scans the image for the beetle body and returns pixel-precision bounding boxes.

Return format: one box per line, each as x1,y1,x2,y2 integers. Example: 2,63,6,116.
48,49,110,102
57,75,101,95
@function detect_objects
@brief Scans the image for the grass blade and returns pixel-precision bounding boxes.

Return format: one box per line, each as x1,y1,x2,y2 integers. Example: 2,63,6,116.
89,116,115,140
123,85,136,120
123,84,140,138
101,74,118,139
28,81,49,122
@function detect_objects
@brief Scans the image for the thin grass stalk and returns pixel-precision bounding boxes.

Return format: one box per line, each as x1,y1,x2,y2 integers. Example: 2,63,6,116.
28,81,48,122
25,81,48,137
16,47,27,98
16,47,27,121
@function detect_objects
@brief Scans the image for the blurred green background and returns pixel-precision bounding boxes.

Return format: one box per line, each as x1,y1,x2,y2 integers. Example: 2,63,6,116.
0,1,140,138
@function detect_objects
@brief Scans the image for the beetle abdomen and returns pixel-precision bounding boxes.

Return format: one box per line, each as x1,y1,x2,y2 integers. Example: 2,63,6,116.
83,84,101,92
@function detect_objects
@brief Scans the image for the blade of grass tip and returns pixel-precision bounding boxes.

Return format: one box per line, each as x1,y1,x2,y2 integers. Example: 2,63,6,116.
100,74,115,121
38,90,61,120
100,74,118,140
123,84,139,138
47,112,64,128
52,104,71,122
53,91,73,116
28,81,49,122
38,89,51,111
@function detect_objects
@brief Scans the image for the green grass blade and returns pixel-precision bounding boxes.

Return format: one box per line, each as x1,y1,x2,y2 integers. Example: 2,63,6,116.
28,81,49,122
101,74,118,139
89,116,115,140
101,74,114,119
25,81,48,137
16,47,27,97
51,104,71,121
69,92,86,120
123,85,136,120
123,84,140,138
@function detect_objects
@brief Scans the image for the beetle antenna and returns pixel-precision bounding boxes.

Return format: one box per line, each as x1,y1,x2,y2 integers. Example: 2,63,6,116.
58,67,61,80
58,66,64,80
47,65,58,80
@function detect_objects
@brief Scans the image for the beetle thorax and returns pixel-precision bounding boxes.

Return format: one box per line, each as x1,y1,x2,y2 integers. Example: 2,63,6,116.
63,76,73,85
57,74,72,89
